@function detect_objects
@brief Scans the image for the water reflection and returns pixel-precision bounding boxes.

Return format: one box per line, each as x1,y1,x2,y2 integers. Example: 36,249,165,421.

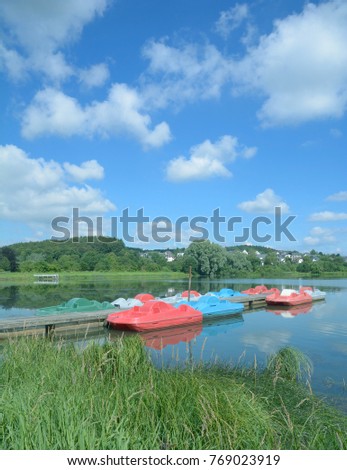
266,304,313,318
139,324,203,351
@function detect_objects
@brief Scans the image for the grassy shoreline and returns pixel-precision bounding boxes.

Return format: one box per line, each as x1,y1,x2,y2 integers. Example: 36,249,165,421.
0,271,187,285
0,336,346,450
0,270,346,286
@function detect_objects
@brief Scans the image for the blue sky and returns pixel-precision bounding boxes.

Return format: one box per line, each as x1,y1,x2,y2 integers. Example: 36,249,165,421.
0,0,346,253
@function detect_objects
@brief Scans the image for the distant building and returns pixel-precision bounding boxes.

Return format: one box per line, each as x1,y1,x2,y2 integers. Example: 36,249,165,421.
164,250,175,262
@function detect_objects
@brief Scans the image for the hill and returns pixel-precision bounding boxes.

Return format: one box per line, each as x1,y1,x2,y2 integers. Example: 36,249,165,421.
0,238,346,277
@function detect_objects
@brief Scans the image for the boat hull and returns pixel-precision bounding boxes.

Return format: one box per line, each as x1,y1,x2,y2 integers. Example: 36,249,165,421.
115,314,202,332
182,297,244,317
107,301,202,332
266,295,313,306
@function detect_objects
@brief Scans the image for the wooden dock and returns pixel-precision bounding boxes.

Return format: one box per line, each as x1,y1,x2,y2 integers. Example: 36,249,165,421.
0,295,268,339
224,294,268,309
0,308,118,339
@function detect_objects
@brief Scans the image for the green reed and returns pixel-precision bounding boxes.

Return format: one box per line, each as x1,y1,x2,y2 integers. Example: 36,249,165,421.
0,336,346,450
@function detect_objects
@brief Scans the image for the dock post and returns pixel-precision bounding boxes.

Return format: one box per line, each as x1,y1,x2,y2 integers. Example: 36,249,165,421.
188,266,192,301
45,324,55,338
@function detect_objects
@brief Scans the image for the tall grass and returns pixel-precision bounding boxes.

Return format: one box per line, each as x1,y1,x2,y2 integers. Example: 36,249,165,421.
0,337,346,450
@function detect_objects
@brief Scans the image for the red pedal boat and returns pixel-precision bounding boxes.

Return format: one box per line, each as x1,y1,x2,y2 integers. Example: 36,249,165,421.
266,289,313,306
242,285,280,295
135,293,155,302
106,300,202,332
181,290,201,299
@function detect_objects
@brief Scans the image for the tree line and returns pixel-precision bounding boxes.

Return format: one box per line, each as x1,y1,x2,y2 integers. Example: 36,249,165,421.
1,238,347,277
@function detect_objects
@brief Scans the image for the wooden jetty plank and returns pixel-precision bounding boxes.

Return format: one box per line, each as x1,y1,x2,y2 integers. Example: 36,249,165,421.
223,294,268,309
0,308,119,336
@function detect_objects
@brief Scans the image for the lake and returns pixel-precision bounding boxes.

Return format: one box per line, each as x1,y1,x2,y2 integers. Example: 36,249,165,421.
1,277,346,413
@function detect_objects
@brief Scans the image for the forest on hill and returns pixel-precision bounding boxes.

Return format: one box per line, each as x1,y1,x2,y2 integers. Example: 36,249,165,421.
1,238,347,278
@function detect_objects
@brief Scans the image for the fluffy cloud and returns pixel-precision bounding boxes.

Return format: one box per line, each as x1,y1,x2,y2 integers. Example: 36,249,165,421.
21,85,171,148
309,211,347,221
238,189,289,214
63,160,104,182
79,63,110,88
304,226,337,247
234,0,347,126
0,0,109,83
215,3,249,39
166,135,256,182
142,41,232,109
164,1,347,126
304,226,336,246
140,1,347,127
326,191,347,201
0,145,115,225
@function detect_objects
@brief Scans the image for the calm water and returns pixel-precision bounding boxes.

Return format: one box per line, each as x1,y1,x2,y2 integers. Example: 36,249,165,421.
1,277,346,412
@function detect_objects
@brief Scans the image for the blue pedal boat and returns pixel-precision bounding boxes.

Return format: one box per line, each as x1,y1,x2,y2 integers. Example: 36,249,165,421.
205,288,247,298
180,295,244,318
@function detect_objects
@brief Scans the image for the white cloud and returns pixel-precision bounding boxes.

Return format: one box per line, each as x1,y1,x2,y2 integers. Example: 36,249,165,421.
166,135,256,182
242,330,291,354
234,0,347,126
0,0,109,82
330,128,343,138
304,226,337,248
309,211,347,221
303,236,320,246
310,226,333,236
142,41,232,109
0,42,27,80
79,63,110,88
0,145,115,226
238,189,289,214
63,160,104,182
304,226,336,246
215,3,249,39
326,190,347,201
139,1,347,127
21,85,171,148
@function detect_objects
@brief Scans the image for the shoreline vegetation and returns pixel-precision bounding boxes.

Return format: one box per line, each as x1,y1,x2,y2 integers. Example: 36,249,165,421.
0,336,346,450
0,271,187,286
1,238,347,281
0,270,346,287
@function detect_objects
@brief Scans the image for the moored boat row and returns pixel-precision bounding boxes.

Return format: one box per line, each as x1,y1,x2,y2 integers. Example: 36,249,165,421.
265,287,326,306
35,284,326,333
106,291,245,332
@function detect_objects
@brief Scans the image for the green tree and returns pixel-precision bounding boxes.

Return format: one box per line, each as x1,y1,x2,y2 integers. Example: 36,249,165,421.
311,262,323,277
264,252,278,266
227,251,252,273
1,247,18,272
184,240,228,277
296,257,312,273
248,253,262,271
56,254,81,272
80,252,99,271
0,253,11,271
